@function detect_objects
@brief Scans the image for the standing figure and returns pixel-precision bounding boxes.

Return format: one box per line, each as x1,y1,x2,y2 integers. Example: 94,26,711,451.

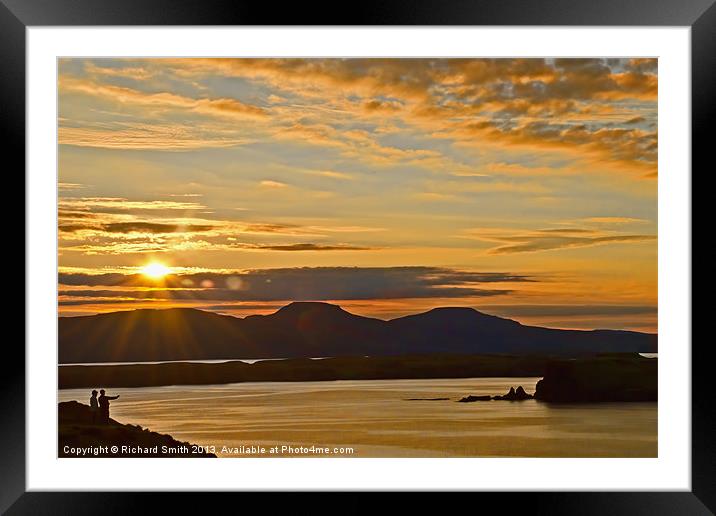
98,389,120,424
89,390,99,424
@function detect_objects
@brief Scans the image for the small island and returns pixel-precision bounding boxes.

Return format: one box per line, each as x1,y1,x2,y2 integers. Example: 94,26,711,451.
58,401,216,458
459,385,533,402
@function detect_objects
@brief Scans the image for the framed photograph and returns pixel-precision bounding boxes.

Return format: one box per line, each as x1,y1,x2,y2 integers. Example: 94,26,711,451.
5,0,712,512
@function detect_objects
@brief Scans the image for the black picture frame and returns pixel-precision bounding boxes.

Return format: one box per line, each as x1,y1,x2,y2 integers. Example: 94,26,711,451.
3,0,711,513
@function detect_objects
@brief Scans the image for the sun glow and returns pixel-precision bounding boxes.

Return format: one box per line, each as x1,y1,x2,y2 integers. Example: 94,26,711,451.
140,262,172,279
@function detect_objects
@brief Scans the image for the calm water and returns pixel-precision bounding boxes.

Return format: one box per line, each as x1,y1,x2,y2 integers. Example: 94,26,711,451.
60,357,329,366
58,377,657,457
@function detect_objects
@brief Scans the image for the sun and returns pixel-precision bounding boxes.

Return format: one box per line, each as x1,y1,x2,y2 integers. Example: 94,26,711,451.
140,262,172,279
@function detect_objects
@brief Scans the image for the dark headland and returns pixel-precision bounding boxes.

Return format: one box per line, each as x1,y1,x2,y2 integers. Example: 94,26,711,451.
534,355,657,402
59,401,216,457
60,353,551,388
456,355,657,403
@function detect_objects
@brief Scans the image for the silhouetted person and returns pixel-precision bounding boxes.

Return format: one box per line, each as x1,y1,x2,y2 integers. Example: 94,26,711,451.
89,390,99,424
98,389,120,424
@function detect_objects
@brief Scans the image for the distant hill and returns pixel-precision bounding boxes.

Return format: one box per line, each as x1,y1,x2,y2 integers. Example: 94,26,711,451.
58,302,657,364
59,354,555,389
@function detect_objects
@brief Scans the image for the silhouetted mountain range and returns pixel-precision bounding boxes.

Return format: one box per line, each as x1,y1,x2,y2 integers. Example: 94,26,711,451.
58,302,657,364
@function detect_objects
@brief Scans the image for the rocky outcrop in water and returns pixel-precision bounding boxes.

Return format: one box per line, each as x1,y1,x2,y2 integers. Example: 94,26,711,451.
458,395,492,402
458,385,533,402
495,385,533,401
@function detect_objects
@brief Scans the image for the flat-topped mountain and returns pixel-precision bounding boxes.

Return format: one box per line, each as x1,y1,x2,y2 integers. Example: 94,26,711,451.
59,302,657,364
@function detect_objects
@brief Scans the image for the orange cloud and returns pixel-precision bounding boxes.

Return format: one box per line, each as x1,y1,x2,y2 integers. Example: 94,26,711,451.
59,76,267,119
60,58,657,175
463,226,656,255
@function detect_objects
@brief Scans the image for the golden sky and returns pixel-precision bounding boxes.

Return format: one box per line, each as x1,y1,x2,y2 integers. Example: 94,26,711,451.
58,58,657,331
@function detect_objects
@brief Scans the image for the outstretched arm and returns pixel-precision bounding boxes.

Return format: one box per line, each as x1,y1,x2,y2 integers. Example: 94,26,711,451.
108,395,120,400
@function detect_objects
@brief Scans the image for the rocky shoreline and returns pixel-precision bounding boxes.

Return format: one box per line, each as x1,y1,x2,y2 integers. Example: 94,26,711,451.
59,401,216,458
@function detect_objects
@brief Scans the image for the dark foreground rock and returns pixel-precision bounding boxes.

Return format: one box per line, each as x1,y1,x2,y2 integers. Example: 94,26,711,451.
534,355,657,402
458,385,533,402
59,401,215,457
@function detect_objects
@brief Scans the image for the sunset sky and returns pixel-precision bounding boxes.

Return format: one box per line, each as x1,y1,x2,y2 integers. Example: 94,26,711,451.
58,58,657,331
